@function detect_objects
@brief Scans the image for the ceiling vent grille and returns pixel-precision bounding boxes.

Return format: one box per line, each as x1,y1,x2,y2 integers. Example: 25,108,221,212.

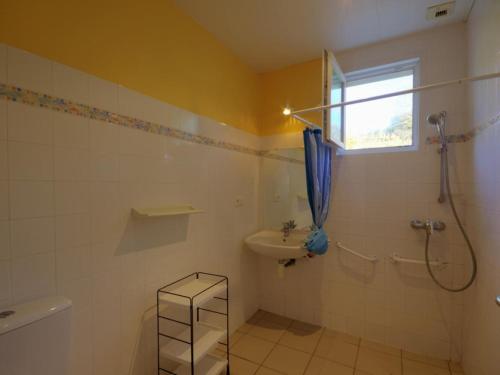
426,1,456,20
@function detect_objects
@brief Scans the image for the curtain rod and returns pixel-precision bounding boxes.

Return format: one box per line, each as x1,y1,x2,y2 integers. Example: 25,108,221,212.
289,71,500,118
291,114,322,130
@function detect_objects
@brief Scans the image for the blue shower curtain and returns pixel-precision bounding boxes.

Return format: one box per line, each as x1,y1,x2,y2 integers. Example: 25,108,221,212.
303,128,332,255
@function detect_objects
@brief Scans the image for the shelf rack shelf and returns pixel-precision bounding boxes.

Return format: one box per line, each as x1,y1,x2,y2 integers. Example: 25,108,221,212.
132,205,203,218
157,272,229,375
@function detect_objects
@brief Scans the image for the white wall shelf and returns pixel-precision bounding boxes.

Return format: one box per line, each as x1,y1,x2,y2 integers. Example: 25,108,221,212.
160,323,226,365
159,279,226,308
173,355,227,375
131,205,203,218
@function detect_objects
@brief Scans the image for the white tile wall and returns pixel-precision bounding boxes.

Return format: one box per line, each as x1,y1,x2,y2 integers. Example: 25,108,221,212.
462,1,500,374
0,44,261,375
7,101,53,144
257,24,469,361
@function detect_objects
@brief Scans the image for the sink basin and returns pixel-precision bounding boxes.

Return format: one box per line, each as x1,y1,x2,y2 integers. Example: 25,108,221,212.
244,230,309,259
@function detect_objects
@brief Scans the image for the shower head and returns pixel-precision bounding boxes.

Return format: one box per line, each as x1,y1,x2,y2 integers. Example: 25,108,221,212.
427,111,447,144
427,111,447,126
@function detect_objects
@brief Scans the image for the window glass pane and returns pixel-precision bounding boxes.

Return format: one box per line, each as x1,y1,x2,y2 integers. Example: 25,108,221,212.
330,74,343,143
345,70,413,150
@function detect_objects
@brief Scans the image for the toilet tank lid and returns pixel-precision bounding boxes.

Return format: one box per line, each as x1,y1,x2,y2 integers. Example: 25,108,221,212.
0,296,72,335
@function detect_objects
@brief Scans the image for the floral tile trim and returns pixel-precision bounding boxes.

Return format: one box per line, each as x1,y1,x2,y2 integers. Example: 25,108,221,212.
4,82,495,157
426,111,500,145
0,83,303,164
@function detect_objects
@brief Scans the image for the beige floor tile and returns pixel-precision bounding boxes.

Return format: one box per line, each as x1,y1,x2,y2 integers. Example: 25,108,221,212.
230,331,245,347
261,311,293,328
251,309,267,321
218,330,244,352
231,335,275,364
315,334,359,367
449,362,463,373
263,345,311,375
356,347,402,375
360,340,401,357
249,320,287,343
239,320,262,334
279,326,323,353
305,356,354,375
402,351,449,369
256,367,283,375
402,359,450,375
323,328,360,345
290,320,322,333
230,355,259,375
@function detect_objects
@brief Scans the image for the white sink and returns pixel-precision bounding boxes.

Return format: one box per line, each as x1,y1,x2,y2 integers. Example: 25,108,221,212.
244,230,309,260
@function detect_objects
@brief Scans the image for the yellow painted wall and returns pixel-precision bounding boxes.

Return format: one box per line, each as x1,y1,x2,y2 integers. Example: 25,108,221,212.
258,59,322,136
0,0,260,134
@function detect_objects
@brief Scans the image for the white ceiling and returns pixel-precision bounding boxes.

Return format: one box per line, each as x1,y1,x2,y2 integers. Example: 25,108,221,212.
174,0,474,72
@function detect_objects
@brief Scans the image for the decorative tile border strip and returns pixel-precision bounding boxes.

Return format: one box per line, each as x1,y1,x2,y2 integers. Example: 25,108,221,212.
4,82,495,155
426,111,500,145
0,83,303,165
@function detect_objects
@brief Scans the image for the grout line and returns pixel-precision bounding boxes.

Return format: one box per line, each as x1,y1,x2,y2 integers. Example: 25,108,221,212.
4,97,12,307
352,337,362,375
401,348,404,375
302,326,326,374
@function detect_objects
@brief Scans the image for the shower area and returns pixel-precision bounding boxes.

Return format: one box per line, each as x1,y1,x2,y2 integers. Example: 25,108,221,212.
256,14,499,373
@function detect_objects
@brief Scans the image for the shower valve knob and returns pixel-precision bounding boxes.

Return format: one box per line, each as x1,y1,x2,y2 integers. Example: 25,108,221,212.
410,219,445,232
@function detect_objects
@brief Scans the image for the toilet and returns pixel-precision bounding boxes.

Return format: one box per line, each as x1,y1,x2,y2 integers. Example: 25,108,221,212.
0,297,72,375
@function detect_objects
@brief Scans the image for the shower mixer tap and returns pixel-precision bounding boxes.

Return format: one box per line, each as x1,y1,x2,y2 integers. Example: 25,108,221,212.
410,219,446,234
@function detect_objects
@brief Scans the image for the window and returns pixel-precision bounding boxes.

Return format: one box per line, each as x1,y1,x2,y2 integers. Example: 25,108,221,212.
344,59,419,152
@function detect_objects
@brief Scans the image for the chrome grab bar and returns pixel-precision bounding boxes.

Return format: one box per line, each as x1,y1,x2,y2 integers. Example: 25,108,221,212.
389,253,447,268
335,242,378,263
496,296,500,307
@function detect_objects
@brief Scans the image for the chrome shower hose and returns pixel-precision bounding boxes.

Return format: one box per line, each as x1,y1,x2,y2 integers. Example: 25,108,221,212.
424,148,477,292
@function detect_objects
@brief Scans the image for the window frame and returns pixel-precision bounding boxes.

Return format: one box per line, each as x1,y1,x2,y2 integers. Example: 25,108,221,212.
339,58,420,155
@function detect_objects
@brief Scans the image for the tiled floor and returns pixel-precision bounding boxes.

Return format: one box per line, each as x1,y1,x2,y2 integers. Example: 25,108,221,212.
214,310,464,375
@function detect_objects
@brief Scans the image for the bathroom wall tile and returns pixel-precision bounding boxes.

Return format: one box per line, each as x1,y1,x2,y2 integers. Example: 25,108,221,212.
90,152,119,182
11,252,56,303
54,182,90,215
0,43,7,83
53,113,89,150
54,147,90,181
9,181,54,219
57,277,92,313
0,141,7,180
7,46,53,94
119,125,164,158
89,120,120,153
67,307,93,375
117,86,146,120
0,260,11,304
10,217,55,257
88,76,119,113
8,141,53,180
7,101,53,144
0,181,8,220
0,101,7,140
55,214,91,250
53,63,90,104
0,220,10,260
56,245,91,284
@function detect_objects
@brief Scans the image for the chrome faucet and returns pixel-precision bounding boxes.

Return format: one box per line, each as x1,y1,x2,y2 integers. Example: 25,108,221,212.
410,219,446,235
281,220,297,240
